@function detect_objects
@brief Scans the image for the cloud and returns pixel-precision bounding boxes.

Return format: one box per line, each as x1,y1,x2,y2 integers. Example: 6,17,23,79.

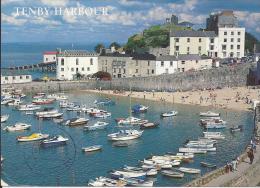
1,13,27,26
118,0,151,6
179,13,207,24
169,0,198,13
40,0,69,7
235,11,260,33
1,0,23,5
256,27,260,33
30,17,61,25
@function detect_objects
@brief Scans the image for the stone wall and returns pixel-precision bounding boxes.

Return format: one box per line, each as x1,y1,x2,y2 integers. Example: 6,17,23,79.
96,63,256,92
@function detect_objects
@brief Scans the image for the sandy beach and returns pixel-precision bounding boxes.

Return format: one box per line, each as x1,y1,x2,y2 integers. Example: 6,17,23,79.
85,86,260,111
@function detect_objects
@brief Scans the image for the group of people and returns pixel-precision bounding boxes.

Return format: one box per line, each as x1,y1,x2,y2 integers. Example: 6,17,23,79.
225,157,239,173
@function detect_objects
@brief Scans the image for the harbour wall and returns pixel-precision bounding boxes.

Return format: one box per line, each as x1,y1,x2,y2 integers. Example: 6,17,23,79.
5,63,256,94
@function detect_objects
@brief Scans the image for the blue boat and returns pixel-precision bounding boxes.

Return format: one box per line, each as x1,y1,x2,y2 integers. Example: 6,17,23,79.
40,135,68,147
131,104,149,113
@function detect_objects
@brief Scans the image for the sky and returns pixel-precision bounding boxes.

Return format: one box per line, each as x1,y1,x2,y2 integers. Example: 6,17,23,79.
1,0,260,44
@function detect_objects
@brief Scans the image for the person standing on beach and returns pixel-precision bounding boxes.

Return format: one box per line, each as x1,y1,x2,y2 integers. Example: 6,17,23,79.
248,149,254,164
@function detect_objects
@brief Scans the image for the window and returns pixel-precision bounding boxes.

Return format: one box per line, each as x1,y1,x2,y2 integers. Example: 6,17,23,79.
199,38,202,42
61,68,64,71
5,77,8,80
175,38,179,42
181,61,185,64
238,31,241,35
187,38,190,42
71,68,74,71
147,69,149,74
196,60,198,63
123,69,126,74
46,58,48,61
148,61,150,66
114,68,116,73
238,38,241,42
119,68,121,73
222,45,226,50
198,46,201,51
237,52,240,57
231,31,234,35
26,76,29,79
237,45,240,50
76,58,79,65
90,58,93,65
224,31,227,35
105,60,107,65
224,38,227,42
210,38,214,43
61,58,64,65
178,68,180,72
20,76,22,79
231,38,234,42
82,67,84,71
136,61,138,66
13,76,16,80
53,57,55,60
230,45,233,50
87,67,90,71
223,52,227,57
210,45,214,50
151,69,154,74
187,47,190,52
135,69,138,73
175,46,179,51
170,61,173,66
161,61,164,67
182,68,185,72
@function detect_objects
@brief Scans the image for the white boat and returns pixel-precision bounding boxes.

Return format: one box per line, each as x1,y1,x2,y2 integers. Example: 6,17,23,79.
179,147,207,154
122,177,154,187
197,138,217,144
59,101,75,108
93,112,112,118
132,104,149,113
1,98,14,105
4,123,31,132
200,111,220,117
178,167,201,174
7,99,22,106
200,117,221,125
35,108,58,117
204,122,226,129
203,132,225,139
107,130,143,141
185,142,215,148
39,112,63,118
88,176,126,187
66,105,81,111
161,170,184,178
82,145,102,152
1,114,9,123
117,117,148,125
111,170,146,178
161,111,178,117
47,93,67,100
17,104,41,111
17,133,49,142
65,117,89,126
84,121,108,131
176,152,194,159
32,92,46,99
82,107,101,114
41,135,69,147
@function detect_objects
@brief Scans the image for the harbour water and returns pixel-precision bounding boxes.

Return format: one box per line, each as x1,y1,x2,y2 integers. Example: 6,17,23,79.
1,91,254,186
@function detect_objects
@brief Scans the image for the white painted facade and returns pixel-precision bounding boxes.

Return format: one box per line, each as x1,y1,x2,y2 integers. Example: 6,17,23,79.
1,75,32,84
56,50,98,80
43,52,57,63
217,27,245,58
155,60,178,75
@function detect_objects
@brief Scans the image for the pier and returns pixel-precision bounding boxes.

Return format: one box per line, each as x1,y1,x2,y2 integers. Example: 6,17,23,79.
1,61,56,72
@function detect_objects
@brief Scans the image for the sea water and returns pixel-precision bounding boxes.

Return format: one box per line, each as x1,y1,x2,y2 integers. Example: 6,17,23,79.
1,91,254,186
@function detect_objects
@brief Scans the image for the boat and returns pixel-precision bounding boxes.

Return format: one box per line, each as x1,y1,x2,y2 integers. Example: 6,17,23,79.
82,145,102,152
185,142,215,148
17,133,49,142
32,92,46,99
94,98,115,106
204,120,227,129
35,108,61,118
40,112,63,118
179,147,207,154
200,117,221,125
1,98,14,105
1,114,9,123
66,104,81,111
230,125,243,132
131,104,149,113
123,165,143,172
47,93,68,101
7,99,22,106
122,177,154,187
140,122,159,129
65,117,89,126
112,142,130,147
40,135,68,147
200,161,217,168
200,111,220,117
84,121,108,131
117,117,148,125
82,107,101,114
123,166,157,176
107,130,143,141
88,177,126,187
203,132,225,139
32,98,55,105
161,170,184,178
59,101,75,108
17,104,41,111
161,111,178,117
4,123,31,132
178,167,201,174
110,170,146,179
93,112,112,118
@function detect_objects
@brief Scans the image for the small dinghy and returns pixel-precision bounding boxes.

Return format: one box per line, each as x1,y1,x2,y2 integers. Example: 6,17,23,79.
4,123,31,132
1,114,9,123
200,161,217,168
84,121,108,131
230,125,243,132
140,122,159,129
161,111,178,117
131,104,149,113
178,167,201,174
122,177,154,187
82,145,102,152
200,111,220,117
41,135,69,147
65,117,89,126
161,170,184,178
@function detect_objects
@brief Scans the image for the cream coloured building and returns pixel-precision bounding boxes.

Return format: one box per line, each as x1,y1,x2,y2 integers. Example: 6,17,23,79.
1,75,32,84
56,50,98,80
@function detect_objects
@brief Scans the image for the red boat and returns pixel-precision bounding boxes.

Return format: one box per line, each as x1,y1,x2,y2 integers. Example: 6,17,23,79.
32,98,55,105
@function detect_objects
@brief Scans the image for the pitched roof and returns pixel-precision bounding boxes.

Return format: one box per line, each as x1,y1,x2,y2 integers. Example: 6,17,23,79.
57,50,98,57
156,55,177,61
177,54,210,60
100,52,156,60
170,30,216,37
44,51,57,55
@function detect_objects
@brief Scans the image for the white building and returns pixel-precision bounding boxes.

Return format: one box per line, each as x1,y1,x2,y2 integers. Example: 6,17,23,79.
217,27,245,58
155,55,178,75
1,75,32,84
43,51,57,63
56,50,99,80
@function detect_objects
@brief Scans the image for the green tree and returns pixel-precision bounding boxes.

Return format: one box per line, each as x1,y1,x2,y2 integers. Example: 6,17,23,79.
94,43,105,53
109,42,121,50
245,32,259,53
92,71,112,80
